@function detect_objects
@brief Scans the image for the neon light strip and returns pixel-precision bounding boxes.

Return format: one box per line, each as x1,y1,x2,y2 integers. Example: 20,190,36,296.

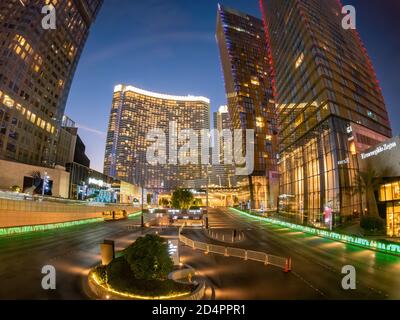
0,211,142,237
114,84,210,104
230,208,400,256
0,218,103,237
91,272,190,300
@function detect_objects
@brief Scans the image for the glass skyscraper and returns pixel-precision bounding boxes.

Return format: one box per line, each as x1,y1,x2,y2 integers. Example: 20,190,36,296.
216,4,278,209
261,0,392,225
104,85,210,191
0,0,102,167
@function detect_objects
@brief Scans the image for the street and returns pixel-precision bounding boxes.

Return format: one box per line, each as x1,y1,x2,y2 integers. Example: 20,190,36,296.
0,208,399,299
181,208,400,300
0,215,150,299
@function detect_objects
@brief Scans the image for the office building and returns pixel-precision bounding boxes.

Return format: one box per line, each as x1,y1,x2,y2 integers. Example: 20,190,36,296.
0,0,102,167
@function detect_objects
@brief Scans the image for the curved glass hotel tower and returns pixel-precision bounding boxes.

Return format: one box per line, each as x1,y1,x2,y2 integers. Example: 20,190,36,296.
261,0,392,226
104,85,210,191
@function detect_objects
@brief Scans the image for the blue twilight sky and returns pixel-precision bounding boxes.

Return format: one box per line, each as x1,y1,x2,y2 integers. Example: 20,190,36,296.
65,0,400,172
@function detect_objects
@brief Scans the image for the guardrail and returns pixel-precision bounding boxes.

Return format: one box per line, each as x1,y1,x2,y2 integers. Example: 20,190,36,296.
179,229,291,272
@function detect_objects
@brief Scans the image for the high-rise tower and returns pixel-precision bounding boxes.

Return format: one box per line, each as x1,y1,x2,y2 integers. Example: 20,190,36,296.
261,0,392,224
216,4,278,209
104,85,210,191
0,0,102,167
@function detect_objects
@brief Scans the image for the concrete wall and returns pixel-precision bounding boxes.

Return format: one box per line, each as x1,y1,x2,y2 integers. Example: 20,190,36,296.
0,198,139,227
0,159,70,198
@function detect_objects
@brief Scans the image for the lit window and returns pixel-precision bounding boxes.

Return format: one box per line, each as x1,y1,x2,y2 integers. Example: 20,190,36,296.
3,95,14,108
295,53,305,69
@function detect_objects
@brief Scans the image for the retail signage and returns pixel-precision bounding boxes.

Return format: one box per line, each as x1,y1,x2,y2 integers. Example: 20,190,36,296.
361,142,397,160
88,178,111,188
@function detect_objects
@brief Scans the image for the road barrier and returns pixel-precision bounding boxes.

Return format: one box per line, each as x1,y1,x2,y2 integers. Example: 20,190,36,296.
205,228,244,243
179,229,291,272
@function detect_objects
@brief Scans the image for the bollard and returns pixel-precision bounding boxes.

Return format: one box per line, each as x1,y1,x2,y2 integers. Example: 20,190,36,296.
264,255,269,266
284,257,292,273
100,240,115,266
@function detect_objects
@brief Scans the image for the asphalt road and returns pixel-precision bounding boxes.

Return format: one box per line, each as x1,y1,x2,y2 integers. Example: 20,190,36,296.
180,208,400,300
0,215,153,299
1,208,399,300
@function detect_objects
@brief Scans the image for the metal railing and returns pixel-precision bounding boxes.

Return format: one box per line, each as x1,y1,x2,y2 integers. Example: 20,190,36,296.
206,228,244,243
179,229,291,272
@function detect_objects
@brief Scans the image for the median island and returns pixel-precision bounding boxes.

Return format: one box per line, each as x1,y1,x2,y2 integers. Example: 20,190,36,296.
89,234,196,300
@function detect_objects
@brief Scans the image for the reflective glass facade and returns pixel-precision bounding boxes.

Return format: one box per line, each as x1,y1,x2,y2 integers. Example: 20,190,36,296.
261,0,392,225
0,0,102,167
216,5,278,209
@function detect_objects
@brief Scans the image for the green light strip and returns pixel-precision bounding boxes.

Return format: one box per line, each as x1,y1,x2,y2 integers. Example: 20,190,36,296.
128,211,142,219
0,218,103,237
0,211,142,237
230,208,400,256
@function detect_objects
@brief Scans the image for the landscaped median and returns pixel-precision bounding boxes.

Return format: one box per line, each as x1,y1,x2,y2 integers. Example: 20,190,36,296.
87,234,206,300
230,208,400,256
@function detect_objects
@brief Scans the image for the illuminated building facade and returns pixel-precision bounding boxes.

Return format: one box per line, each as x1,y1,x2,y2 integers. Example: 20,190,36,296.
0,0,102,167
216,5,278,209
211,105,235,188
358,136,400,238
261,0,392,225
104,85,210,191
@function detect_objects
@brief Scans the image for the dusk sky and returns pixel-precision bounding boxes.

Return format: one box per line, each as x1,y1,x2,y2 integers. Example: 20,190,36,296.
65,0,400,172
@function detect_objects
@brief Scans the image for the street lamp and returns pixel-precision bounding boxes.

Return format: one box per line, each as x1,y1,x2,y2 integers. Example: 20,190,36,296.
141,183,144,228
42,172,49,197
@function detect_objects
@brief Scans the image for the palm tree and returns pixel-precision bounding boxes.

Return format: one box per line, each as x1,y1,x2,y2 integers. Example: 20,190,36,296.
353,166,383,218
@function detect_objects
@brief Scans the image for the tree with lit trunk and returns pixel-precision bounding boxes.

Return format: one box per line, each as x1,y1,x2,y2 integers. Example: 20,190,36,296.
354,166,382,218
171,189,194,210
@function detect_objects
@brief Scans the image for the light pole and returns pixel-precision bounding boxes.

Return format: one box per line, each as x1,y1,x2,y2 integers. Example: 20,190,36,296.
206,165,209,210
141,183,144,228
42,172,48,197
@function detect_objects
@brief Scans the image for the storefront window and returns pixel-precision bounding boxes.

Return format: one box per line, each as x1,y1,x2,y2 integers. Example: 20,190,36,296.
380,185,386,202
380,182,400,202
393,182,400,200
385,184,393,202
387,202,400,237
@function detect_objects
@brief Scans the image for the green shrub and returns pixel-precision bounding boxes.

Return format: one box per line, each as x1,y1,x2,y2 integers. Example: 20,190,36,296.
360,216,385,232
93,265,107,284
125,234,173,281
106,256,133,285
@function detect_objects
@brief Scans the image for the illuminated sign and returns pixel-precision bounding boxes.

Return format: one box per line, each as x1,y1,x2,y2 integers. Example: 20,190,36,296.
338,158,349,165
88,178,111,188
168,239,180,266
361,142,397,160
